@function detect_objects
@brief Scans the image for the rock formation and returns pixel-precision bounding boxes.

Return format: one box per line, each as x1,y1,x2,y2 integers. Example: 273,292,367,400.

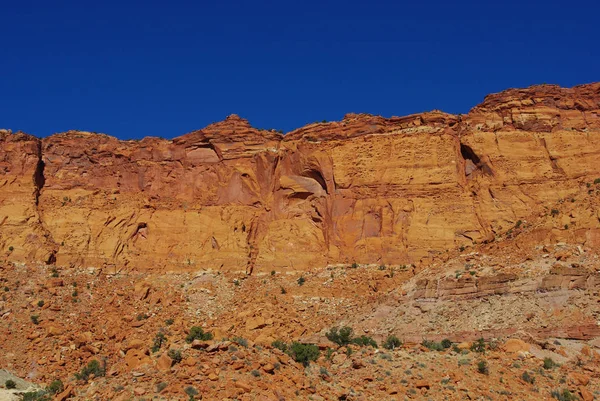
1,83,599,273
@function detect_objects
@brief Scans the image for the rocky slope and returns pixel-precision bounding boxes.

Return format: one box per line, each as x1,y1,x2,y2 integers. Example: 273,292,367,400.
2,83,600,273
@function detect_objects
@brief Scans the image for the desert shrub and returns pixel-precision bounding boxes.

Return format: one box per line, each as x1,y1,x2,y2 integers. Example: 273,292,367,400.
5,379,16,389
74,359,105,382
326,326,354,346
280,286,287,294
250,369,260,377
551,209,559,216
271,270,276,276
185,326,213,343
594,178,600,184
319,366,330,377
543,357,558,370
422,340,447,351
184,386,198,400
383,335,402,350
522,371,535,384
287,342,320,366
551,389,577,401
8,246,14,252
477,360,489,375
151,331,167,353
20,391,51,401
165,318,174,326
30,315,40,325
37,300,44,307
351,262,359,268
272,340,287,352
167,349,182,363
46,379,64,394
136,313,148,321
441,339,452,349
297,276,305,286
156,382,168,392
352,335,377,348
233,337,248,347
470,338,486,353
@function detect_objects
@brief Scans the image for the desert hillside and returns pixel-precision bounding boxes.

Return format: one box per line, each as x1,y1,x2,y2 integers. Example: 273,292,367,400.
1,83,600,400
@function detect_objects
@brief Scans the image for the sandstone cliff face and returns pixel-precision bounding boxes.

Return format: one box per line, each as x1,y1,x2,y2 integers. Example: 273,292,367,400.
1,83,599,272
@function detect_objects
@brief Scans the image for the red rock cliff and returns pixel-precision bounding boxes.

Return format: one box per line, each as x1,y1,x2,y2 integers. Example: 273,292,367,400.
1,83,599,272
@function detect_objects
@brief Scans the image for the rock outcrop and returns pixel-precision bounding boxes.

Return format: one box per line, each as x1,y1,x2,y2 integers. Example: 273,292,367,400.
1,83,600,272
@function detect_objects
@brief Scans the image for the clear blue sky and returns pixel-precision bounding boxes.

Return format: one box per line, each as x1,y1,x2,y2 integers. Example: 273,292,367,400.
1,0,598,139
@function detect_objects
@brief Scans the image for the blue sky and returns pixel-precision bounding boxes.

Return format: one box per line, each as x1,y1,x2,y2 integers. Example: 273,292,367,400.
1,0,598,139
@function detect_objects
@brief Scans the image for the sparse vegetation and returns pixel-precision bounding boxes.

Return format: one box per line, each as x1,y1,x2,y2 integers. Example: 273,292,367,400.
470,337,486,353
477,360,489,375
326,326,354,346
297,276,305,286
74,359,105,382
46,379,64,395
233,336,248,347
151,331,167,353
272,340,287,352
422,339,452,351
165,318,174,326
37,300,44,307
185,326,213,343
551,209,559,217
184,385,198,400
383,335,402,350
287,342,320,366
30,315,40,325
167,348,183,363
5,379,16,389
543,357,558,370
522,371,535,384
551,389,577,401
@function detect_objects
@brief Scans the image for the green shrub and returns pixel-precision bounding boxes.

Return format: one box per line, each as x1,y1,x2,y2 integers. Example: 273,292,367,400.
522,371,535,384
441,339,452,349
543,357,558,370
287,342,320,366
46,379,64,394
352,335,377,348
383,335,402,350
297,276,305,286
551,389,577,401
326,326,353,346
20,391,51,401
470,338,486,353
31,315,40,325
250,369,260,377
594,178,600,184
185,326,213,343
74,360,105,382
184,386,198,400
233,337,248,347
477,360,489,375
422,339,449,351
8,246,14,252
167,349,182,363
165,318,174,326
351,262,358,268
151,331,167,353
5,379,16,389
272,340,288,352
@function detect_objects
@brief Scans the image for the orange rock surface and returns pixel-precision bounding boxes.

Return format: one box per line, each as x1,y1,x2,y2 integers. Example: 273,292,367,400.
1,83,600,273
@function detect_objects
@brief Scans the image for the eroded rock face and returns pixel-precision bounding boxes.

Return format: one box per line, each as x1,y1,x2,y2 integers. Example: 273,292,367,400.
1,84,600,272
